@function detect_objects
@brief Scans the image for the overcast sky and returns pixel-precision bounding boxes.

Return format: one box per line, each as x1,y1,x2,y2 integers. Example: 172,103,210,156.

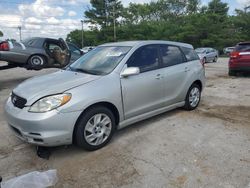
0,0,248,41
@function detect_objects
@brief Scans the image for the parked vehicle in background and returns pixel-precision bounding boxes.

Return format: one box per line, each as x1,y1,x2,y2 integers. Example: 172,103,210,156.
5,40,205,151
0,37,83,70
81,46,95,53
223,46,235,55
195,47,219,63
229,42,250,76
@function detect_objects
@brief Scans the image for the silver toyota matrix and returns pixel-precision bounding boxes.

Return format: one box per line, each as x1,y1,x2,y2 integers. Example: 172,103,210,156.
4,41,205,150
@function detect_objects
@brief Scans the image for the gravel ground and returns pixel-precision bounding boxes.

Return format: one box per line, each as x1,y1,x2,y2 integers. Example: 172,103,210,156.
0,58,250,188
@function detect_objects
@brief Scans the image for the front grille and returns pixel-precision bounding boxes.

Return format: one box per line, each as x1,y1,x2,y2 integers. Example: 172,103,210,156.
11,92,27,109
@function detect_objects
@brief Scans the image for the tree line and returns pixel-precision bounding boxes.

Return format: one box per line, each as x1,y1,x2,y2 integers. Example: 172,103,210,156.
66,0,250,53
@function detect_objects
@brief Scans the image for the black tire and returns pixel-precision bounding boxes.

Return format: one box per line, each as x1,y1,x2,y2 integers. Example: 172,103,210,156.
213,56,218,62
228,70,237,76
27,55,46,70
75,106,116,151
183,84,201,111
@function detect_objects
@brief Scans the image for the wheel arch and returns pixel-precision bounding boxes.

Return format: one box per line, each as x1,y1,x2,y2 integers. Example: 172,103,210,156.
72,101,120,144
192,80,203,91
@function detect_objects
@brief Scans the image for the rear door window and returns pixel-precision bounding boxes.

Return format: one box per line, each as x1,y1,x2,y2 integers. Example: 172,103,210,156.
160,45,185,67
181,47,200,61
127,45,160,73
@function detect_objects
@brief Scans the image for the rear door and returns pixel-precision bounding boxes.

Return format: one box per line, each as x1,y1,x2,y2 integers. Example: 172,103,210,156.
58,38,71,67
159,45,192,105
121,44,164,119
206,48,214,61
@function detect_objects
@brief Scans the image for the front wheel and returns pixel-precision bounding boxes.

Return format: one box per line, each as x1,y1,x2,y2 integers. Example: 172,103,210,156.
184,84,201,111
213,56,218,62
75,106,116,151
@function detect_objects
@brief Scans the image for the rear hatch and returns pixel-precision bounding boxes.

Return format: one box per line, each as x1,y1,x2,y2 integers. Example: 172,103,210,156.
231,42,250,65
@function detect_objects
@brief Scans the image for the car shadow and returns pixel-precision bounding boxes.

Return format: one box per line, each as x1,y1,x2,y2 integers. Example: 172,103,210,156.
38,108,184,159
235,72,250,78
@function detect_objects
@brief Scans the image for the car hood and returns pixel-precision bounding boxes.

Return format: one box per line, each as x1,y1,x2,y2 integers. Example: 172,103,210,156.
13,70,101,105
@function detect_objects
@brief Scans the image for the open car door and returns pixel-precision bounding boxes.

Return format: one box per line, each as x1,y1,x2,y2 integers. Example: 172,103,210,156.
55,38,71,68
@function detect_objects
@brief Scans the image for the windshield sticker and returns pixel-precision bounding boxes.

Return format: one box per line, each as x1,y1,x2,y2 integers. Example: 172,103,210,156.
106,52,123,57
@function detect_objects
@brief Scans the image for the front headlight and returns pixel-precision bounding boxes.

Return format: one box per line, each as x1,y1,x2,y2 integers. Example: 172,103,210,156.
29,93,71,113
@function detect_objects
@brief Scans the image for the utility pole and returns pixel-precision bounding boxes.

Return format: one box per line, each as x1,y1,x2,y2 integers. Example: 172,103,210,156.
113,2,116,42
18,26,22,42
81,20,84,48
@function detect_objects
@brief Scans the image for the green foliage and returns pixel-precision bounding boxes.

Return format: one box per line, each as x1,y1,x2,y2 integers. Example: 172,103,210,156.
0,31,3,37
85,0,123,28
67,0,250,53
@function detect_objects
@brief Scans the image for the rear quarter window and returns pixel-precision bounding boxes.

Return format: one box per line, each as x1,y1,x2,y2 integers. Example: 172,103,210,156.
181,47,200,61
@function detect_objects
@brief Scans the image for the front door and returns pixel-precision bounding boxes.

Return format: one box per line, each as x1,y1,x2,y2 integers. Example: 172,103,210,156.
120,45,164,119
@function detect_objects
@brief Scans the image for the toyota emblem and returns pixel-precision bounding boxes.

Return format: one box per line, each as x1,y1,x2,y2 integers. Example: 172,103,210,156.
12,96,17,104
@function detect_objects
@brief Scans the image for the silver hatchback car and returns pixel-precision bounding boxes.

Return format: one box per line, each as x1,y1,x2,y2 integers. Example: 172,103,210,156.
195,47,219,63
5,41,205,150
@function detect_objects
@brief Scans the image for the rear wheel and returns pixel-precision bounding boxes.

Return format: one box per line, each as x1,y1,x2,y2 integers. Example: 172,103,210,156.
75,106,116,151
28,55,46,70
184,84,201,111
229,70,237,76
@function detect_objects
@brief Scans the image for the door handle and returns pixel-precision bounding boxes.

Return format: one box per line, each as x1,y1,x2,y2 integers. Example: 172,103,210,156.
184,67,190,72
155,74,162,80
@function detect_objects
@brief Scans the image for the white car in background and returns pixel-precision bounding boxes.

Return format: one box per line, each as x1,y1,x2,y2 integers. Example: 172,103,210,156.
223,46,235,55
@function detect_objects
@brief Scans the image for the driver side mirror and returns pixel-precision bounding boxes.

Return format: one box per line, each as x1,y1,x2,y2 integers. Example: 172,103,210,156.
121,67,140,77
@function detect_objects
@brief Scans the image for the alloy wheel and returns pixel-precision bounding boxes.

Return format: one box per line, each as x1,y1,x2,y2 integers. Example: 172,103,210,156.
84,113,112,146
189,87,200,108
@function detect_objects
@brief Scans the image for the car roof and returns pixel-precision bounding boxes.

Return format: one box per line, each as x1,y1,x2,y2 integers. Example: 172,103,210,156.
23,37,59,42
100,40,193,49
238,41,250,45
196,47,213,49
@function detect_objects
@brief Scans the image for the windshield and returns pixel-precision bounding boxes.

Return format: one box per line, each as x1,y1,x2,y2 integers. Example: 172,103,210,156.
195,48,206,53
67,46,131,75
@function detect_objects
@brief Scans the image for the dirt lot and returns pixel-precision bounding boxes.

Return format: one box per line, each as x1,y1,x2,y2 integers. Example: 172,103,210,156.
0,58,250,188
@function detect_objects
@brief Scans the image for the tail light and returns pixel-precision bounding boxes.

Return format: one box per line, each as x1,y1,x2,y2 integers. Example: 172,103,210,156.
230,51,240,59
0,42,10,51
